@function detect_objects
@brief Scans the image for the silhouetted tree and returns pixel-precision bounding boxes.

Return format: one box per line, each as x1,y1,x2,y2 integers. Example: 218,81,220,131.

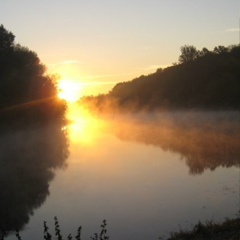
178,45,199,63
0,25,66,128
198,47,211,57
0,24,14,49
213,45,229,54
80,44,240,112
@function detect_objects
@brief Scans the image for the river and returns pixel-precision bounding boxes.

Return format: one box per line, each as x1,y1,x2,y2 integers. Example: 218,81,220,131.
3,104,240,240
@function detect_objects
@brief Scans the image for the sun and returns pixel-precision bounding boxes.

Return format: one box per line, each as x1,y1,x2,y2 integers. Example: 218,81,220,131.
58,79,82,103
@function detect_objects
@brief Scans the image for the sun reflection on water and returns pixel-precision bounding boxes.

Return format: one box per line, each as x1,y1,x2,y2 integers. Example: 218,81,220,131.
66,103,105,145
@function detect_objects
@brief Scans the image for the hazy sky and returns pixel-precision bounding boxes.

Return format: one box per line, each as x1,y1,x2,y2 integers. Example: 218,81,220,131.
0,0,239,95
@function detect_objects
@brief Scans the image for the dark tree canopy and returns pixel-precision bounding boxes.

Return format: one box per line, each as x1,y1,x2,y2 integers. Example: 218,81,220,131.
0,25,66,128
80,44,240,112
0,24,15,49
178,45,199,63
0,26,68,234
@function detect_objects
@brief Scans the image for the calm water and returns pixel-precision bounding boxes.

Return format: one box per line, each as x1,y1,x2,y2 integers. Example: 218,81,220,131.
3,105,240,240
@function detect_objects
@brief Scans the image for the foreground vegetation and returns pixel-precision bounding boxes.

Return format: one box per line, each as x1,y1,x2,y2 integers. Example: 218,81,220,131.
81,44,240,112
1,217,240,239
0,218,109,240
165,217,240,240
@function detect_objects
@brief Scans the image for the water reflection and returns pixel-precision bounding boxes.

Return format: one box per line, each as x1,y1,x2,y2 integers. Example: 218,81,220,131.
66,103,106,145
106,111,240,175
67,106,240,175
53,107,239,240
0,123,69,233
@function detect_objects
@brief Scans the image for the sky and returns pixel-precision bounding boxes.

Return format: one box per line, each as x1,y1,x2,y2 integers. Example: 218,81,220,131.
0,0,240,96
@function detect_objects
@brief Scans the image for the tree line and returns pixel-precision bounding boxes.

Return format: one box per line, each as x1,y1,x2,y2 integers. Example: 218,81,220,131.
0,25,66,130
80,44,240,112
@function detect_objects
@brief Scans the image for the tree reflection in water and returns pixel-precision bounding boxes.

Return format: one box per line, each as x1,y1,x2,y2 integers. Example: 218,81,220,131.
111,111,240,175
0,123,69,233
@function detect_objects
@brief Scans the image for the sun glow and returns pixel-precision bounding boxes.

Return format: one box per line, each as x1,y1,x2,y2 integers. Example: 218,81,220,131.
66,104,106,145
58,79,82,103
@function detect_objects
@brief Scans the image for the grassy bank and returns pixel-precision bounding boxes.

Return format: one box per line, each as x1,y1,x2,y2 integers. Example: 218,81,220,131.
164,217,240,240
1,217,240,239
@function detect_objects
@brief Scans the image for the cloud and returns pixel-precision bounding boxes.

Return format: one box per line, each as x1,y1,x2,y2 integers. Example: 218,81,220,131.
225,28,239,32
84,74,117,79
137,64,170,73
80,81,118,86
65,77,118,86
61,60,82,64
83,71,140,80
81,65,170,83
144,65,165,71
48,60,81,67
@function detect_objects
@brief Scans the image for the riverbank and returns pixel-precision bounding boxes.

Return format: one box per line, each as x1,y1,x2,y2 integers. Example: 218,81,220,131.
165,217,240,240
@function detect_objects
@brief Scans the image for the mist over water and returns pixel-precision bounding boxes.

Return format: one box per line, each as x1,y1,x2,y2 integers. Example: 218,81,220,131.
3,107,240,240
106,110,240,175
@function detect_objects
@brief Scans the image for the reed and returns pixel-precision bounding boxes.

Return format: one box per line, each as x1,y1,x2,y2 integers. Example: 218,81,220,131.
162,217,240,240
0,218,108,240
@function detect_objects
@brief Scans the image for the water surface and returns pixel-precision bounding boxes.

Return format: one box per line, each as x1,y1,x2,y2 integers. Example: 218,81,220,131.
3,106,240,240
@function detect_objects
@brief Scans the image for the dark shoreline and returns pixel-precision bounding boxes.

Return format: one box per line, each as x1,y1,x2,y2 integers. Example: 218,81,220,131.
164,217,240,240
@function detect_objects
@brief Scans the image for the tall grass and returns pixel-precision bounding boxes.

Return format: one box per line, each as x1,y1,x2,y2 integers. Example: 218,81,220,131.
163,217,240,240
0,218,109,240
1,216,240,239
